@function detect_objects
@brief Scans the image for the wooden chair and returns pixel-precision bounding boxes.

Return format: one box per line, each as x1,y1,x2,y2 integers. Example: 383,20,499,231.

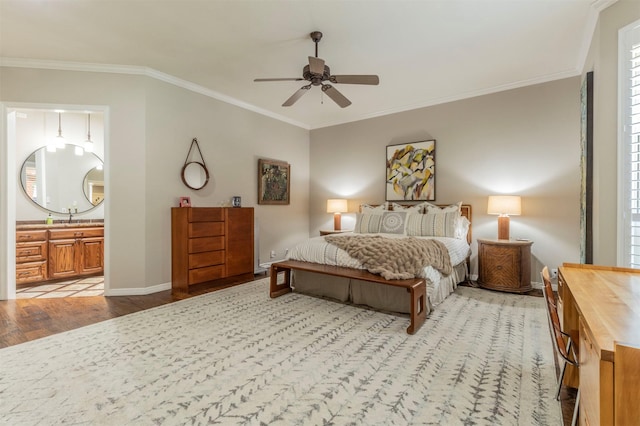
541,266,580,426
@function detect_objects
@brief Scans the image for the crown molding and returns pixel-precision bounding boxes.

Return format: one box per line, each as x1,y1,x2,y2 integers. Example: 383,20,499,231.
309,68,581,130
575,0,618,74
0,57,310,130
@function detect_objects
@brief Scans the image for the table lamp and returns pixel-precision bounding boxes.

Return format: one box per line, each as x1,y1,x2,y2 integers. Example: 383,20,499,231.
487,195,521,240
327,199,348,231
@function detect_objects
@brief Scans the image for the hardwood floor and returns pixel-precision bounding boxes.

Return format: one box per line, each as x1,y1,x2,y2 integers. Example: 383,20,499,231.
0,275,576,425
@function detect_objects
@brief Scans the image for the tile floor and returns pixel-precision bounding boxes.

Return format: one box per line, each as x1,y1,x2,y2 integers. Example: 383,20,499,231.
16,276,104,299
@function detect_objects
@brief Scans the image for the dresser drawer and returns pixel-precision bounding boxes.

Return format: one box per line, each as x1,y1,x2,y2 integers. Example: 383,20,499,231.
189,265,225,285
189,222,224,238
189,208,224,222
49,227,104,240
189,250,225,269
189,236,225,253
16,241,48,262
16,230,47,242
16,261,48,283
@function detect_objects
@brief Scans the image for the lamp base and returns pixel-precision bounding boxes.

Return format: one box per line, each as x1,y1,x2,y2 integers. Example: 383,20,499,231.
334,213,342,231
497,215,510,240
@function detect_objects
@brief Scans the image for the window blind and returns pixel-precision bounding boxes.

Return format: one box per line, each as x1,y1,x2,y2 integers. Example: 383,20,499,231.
621,21,640,267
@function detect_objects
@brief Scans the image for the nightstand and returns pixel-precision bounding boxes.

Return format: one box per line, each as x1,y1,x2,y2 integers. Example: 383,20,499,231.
319,229,352,236
477,238,533,293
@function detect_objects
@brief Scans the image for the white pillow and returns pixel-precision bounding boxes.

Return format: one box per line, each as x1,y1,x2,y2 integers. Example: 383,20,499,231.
390,202,425,215
360,203,387,215
425,202,462,214
455,216,471,240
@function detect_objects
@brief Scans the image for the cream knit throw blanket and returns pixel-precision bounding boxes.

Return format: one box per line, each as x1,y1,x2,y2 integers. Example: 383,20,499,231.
324,235,452,280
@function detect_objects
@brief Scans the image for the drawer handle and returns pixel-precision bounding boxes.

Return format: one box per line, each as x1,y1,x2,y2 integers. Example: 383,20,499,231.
496,265,503,270
74,232,83,237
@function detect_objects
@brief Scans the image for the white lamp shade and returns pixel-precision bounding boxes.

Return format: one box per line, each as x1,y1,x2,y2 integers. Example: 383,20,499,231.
487,195,521,216
327,199,348,213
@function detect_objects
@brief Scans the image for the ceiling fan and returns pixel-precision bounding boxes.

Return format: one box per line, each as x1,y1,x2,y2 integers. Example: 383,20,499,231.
254,31,380,108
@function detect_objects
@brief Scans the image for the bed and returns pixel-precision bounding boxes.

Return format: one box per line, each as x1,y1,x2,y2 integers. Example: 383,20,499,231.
270,202,472,334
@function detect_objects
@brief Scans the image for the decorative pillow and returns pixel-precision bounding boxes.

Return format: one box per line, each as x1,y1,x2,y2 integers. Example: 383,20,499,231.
354,213,382,233
425,202,462,214
455,216,471,240
360,203,387,215
406,210,458,237
380,211,408,234
390,202,424,215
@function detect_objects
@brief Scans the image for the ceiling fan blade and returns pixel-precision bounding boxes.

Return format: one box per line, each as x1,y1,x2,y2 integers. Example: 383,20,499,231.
254,78,304,82
282,85,311,107
330,75,380,85
322,84,352,108
308,56,325,75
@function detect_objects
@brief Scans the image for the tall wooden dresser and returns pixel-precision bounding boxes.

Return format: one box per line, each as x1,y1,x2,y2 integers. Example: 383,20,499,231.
171,207,254,294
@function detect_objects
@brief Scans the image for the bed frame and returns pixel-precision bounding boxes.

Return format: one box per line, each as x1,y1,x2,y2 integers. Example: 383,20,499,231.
269,203,472,335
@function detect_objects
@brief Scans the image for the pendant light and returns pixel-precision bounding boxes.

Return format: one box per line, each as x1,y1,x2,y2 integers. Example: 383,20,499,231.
84,113,94,153
74,144,84,156
46,113,56,152
55,112,66,149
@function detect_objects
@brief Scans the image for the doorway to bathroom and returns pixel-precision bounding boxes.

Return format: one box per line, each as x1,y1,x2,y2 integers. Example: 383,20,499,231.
4,105,108,300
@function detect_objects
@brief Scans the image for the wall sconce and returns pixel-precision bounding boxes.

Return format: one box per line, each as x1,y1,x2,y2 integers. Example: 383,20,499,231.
487,195,521,240
327,199,348,231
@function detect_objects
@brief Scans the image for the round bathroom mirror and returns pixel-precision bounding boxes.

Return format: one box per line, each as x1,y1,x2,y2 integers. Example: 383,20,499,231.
20,144,104,214
83,167,105,206
181,161,210,190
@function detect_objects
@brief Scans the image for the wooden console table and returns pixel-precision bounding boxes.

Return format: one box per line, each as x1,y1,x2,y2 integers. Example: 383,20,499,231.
558,263,640,425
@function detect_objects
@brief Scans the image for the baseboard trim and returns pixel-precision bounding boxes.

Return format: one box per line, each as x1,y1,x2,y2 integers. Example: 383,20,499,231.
105,281,171,296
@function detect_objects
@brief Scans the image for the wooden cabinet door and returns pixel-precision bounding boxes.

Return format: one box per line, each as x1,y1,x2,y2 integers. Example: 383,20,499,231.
225,208,254,277
49,238,79,279
79,237,104,274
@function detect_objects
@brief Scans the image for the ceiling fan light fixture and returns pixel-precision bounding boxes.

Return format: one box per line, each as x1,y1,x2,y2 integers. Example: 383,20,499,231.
254,30,379,108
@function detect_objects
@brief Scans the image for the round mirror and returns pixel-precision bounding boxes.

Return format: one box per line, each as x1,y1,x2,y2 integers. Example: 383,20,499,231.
83,167,105,206
20,144,104,214
181,161,210,190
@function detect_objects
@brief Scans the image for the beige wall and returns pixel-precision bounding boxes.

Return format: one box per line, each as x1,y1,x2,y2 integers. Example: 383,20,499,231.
310,77,582,278
1,67,309,295
583,0,640,265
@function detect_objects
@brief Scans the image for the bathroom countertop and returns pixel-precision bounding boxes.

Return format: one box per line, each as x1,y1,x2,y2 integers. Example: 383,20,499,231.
16,221,104,230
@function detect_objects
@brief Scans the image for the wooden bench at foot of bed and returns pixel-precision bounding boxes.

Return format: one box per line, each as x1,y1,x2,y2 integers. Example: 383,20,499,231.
269,260,427,335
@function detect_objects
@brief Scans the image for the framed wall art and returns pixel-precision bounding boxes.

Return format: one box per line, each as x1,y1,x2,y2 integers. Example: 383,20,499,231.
386,140,436,201
258,159,290,205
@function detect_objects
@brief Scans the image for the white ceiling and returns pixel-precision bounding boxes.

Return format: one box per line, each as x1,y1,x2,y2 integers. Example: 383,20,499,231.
0,0,614,129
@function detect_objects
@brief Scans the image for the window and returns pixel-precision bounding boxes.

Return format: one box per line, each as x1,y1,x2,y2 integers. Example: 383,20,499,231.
619,19,640,267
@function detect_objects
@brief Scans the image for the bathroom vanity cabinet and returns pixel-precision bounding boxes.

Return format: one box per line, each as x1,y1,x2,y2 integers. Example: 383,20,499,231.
16,223,104,285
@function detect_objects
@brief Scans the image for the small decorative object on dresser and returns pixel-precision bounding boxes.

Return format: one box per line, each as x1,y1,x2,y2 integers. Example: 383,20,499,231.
232,196,241,207
179,197,191,208
477,238,533,293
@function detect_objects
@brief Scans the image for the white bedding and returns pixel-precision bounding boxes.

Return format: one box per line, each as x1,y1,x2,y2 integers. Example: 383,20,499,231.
287,232,471,284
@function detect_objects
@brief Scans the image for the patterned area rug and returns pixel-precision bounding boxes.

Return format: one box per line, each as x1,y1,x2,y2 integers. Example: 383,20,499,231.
0,278,561,425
